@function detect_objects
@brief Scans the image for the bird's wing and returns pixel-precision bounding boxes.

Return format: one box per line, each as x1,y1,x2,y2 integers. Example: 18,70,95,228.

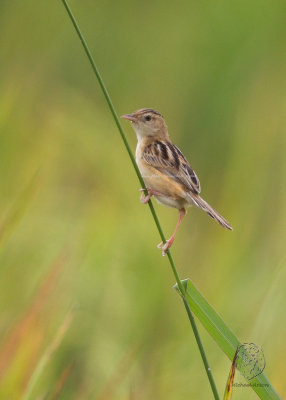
142,140,201,194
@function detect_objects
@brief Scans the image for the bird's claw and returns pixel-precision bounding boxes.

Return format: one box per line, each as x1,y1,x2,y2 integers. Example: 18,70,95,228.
139,188,151,204
157,240,172,256
140,197,149,204
140,193,151,204
139,188,164,203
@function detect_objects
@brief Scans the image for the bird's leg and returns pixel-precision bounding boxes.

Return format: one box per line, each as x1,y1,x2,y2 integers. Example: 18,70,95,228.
157,208,186,256
139,188,165,204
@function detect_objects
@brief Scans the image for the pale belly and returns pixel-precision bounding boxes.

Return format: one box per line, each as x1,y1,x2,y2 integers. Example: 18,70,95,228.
154,194,188,209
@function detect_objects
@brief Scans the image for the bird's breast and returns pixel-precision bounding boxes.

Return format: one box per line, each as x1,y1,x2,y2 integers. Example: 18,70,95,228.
135,140,188,210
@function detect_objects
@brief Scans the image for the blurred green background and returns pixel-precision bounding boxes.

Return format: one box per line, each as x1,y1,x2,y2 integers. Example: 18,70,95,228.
0,0,285,399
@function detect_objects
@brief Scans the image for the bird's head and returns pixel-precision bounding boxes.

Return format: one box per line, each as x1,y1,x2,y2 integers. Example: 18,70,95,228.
121,108,168,139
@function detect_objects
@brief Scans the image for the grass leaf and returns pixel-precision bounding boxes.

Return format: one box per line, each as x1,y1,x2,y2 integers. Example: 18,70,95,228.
174,279,281,400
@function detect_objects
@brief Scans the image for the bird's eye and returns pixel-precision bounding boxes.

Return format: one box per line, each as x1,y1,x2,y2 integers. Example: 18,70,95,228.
145,115,151,121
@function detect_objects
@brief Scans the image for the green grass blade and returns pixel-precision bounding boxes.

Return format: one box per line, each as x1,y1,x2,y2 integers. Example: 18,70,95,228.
60,2,219,398
174,279,281,400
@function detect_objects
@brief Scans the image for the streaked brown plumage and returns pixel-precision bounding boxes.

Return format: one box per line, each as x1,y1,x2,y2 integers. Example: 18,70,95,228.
121,108,232,255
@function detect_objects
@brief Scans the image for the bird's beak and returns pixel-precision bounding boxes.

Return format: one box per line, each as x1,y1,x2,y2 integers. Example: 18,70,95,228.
120,113,137,122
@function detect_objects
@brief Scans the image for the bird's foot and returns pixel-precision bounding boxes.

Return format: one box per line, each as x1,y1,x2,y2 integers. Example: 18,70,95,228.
139,188,164,204
157,238,175,256
140,189,152,204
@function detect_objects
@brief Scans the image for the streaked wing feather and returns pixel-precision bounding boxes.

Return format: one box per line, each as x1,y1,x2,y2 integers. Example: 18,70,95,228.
143,141,201,194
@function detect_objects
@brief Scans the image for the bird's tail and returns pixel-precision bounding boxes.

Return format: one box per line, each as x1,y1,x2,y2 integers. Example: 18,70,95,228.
190,194,233,231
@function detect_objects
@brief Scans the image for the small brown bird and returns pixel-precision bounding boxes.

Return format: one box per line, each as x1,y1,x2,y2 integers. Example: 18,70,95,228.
121,108,232,256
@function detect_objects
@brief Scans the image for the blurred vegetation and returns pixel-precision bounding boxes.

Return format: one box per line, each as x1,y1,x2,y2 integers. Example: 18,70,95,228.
0,0,285,398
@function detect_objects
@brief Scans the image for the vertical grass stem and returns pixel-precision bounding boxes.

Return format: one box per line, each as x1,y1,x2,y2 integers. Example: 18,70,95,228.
60,2,219,398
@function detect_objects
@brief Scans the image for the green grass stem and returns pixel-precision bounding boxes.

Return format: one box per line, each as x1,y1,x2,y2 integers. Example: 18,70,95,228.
60,1,219,398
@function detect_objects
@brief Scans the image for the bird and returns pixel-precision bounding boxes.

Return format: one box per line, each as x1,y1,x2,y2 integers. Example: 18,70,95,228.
121,108,232,256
